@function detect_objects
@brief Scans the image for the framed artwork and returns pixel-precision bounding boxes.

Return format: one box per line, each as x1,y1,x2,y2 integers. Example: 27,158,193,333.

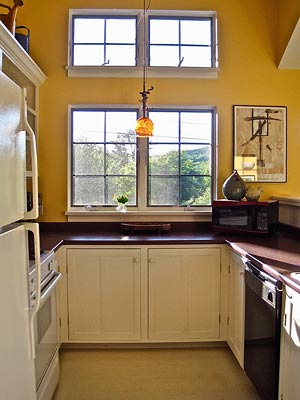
233,105,287,182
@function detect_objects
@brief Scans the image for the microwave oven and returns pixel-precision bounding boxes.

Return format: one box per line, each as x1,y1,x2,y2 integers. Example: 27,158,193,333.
212,199,279,234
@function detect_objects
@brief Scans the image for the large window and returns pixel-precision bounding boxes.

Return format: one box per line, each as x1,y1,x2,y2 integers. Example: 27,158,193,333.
67,9,218,78
69,106,216,210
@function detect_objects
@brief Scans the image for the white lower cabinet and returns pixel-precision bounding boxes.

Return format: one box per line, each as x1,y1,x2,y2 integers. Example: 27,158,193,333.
227,251,245,368
279,285,300,400
67,248,141,341
148,248,221,341
60,245,225,343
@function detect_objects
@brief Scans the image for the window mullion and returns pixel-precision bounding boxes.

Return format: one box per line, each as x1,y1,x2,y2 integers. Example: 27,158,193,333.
103,111,108,205
137,137,148,210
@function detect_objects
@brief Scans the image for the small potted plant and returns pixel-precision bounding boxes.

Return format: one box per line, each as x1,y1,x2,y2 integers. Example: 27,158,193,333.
113,193,129,212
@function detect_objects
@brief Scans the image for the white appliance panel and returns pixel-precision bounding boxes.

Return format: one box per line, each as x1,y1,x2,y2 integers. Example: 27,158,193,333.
0,224,36,400
0,70,26,227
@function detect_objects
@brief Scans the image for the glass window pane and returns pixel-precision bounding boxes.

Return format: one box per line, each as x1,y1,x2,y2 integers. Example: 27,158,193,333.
149,112,179,143
73,144,104,175
106,144,136,175
73,45,104,66
74,18,104,43
181,20,211,45
181,112,212,143
180,176,211,205
73,176,104,206
107,176,136,205
106,45,136,66
181,45,211,67
106,112,137,142
149,176,179,206
149,144,179,175
147,109,214,208
106,19,136,43
181,144,211,175
73,111,105,142
150,19,178,44
150,45,179,66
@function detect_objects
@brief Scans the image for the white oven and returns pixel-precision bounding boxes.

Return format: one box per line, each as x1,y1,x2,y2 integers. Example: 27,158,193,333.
29,250,61,400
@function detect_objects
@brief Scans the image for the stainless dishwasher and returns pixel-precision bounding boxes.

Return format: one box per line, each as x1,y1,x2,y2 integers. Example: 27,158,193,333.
244,261,282,400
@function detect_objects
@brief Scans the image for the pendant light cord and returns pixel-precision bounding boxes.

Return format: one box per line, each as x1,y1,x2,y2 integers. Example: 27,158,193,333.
139,0,153,118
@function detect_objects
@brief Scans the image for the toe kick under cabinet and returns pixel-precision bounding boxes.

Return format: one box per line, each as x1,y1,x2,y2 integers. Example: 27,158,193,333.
56,245,228,343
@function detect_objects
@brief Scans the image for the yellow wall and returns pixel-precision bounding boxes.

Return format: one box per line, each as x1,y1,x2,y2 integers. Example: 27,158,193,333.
10,0,300,221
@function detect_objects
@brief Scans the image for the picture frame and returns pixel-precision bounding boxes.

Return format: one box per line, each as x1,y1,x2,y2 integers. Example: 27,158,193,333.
240,174,255,182
233,105,287,182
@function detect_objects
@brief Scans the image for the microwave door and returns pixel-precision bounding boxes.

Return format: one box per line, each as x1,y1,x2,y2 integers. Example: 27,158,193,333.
0,71,26,227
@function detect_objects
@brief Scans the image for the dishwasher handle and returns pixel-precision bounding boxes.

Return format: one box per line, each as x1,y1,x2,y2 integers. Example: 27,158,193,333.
245,261,267,282
245,260,282,289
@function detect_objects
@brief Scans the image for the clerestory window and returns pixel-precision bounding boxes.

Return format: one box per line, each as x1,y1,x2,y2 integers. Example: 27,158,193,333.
67,9,218,78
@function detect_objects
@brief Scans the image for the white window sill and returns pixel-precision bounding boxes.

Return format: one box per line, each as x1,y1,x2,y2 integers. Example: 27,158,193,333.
65,66,219,79
65,208,212,222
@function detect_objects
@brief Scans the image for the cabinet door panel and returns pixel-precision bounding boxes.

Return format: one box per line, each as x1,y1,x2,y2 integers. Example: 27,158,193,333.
280,286,300,400
149,255,186,338
149,248,221,341
101,254,140,337
186,254,220,337
67,249,141,341
227,252,245,368
68,253,102,337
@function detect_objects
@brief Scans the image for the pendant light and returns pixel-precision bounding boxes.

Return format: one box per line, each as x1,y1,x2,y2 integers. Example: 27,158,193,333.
135,0,154,137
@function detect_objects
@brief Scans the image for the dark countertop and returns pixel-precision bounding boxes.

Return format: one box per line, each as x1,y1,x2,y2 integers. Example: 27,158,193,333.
39,222,300,293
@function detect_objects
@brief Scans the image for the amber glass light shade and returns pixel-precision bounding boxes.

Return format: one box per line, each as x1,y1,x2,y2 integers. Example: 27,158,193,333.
135,116,154,137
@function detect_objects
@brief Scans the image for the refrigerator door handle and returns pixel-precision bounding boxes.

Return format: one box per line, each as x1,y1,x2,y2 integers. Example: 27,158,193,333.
25,222,41,360
22,88,39,220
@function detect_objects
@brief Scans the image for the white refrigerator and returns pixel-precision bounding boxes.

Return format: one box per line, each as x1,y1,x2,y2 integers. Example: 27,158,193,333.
0,70,41,399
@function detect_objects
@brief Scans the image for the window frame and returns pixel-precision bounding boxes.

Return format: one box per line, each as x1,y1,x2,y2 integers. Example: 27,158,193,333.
67,104,218,215
67,9,218,79
71,14,138,67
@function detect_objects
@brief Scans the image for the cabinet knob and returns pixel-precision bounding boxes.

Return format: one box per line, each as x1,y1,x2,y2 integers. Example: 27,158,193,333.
149,258,155,263
133,257,139,263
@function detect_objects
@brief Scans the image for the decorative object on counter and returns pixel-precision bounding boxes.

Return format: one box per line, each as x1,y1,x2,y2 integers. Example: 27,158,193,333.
114,193,129,213
134,0,154,138
121,222,171,234
15,25,29,52
245,185,263,201
233,105,287,182
0,0,23,35
222,169,246,200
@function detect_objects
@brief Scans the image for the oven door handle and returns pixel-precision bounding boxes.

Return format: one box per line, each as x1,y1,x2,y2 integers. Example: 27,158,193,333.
24,222,41,360
40,272,61,305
